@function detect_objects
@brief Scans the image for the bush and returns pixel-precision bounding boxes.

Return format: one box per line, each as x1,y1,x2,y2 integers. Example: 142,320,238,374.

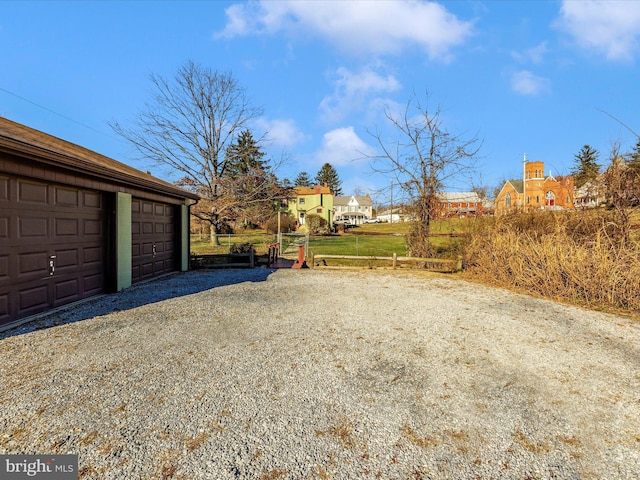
229,242,254,254
265,213,297,234
305,214,329,235
463,210,640,314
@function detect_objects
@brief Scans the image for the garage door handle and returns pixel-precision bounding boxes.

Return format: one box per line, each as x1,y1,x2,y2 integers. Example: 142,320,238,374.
152,243,157,257
49,256,56,276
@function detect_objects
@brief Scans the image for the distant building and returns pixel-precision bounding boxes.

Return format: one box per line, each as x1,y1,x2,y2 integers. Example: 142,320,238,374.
436,192,483,218
333,195,374,224
376,207,412,223
574,174,606,208
495,159,575,215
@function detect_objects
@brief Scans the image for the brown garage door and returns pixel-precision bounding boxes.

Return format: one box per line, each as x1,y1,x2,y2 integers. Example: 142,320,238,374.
131,199,176,283
0,176,106,327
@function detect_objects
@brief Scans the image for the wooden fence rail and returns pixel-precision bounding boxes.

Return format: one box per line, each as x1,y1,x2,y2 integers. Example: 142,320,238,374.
310,252,462,272
191,251,255,269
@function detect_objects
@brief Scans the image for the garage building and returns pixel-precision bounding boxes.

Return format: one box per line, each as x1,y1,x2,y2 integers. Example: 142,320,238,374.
0,117,199,330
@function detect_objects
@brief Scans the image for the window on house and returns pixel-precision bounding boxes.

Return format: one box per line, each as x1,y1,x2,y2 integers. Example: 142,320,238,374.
317,208,322,213
505,193,511,206
299,197,305,204
536,195,540,204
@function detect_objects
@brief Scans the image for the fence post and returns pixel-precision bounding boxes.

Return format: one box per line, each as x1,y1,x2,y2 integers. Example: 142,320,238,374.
456,255,462,272
393,252,397,269
311,252,315,269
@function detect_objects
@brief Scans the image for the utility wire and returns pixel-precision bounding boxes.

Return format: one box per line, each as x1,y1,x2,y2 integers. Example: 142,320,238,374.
0,86,124,143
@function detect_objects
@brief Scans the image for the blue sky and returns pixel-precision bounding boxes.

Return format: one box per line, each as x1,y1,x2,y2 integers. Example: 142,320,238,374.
2,1,640,203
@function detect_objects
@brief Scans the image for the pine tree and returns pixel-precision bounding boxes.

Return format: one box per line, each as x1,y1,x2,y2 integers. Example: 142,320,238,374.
225,129,266,177
315,163,343,195
294,171,313,187
571,145,600,188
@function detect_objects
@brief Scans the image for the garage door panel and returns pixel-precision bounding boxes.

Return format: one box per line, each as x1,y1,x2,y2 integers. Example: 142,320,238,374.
18,180,48,204
84,246,102,264
56,218,78,236
0,255,7,278
0,294,8,318
83,273,103,294
18,251,49,276
84,219,102,236
55,278,79,302
55,186,79,206
0,176,8,200
55,249,79,269
20,285,49,311
0,218,8,238
83,191,101,208
19,216,48,238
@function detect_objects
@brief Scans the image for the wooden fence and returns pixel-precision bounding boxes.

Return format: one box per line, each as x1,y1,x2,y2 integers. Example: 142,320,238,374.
310,252,462,272
191,251,255,269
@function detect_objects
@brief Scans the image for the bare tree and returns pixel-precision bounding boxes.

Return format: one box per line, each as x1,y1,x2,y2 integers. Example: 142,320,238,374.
111,60,264,244
366,92,481,256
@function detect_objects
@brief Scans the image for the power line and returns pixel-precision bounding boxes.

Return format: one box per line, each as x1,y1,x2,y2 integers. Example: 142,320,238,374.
0,86,123,142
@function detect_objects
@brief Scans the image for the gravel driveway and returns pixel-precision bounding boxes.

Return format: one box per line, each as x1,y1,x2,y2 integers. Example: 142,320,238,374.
1,269,638,479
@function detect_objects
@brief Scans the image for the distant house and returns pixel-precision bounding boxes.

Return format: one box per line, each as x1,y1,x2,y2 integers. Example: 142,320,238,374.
376,207,412,223
333,195,374,224
495,160,575,215
574,174,606,209
287,185,334,228
436,192,483,218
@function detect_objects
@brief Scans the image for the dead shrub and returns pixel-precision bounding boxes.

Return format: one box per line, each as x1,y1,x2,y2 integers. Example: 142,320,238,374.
463,210,640,314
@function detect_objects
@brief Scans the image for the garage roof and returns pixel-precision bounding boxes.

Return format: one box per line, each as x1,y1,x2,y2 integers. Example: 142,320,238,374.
0,117,198,200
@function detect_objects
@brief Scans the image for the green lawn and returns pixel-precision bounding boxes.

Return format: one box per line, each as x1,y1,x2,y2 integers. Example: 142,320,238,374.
190,218,476,261
308,234,407,257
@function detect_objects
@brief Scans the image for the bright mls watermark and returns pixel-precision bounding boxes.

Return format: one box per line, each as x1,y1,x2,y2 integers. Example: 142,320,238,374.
1,455,77,479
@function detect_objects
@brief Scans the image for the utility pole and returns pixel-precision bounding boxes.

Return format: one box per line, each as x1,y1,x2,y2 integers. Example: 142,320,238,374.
389,180,393,224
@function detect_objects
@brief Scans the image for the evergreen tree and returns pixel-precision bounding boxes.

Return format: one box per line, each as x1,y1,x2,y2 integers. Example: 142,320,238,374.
315,163,343,195
627,139,640,167
571,145,600,188
223,130,284,227
225,129,266,177
294,171,313,187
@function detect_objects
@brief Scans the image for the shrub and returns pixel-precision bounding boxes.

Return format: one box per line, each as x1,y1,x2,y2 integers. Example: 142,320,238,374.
463,210,640,314
265,213,297,234
229,242,254,254
305,214,329,235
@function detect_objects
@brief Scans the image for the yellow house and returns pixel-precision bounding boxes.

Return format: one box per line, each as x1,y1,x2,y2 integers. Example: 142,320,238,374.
496,160,575,215
287,185,334,228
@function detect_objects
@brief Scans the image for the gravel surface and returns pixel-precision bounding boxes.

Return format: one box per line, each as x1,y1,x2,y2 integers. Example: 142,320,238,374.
1,268,639,479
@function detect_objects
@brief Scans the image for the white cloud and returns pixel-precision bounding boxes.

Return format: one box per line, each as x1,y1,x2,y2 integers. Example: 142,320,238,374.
313,127,375,167
255,117,308,148
557,0,640,61
510,70,549,96
511,42,548,65
215,0,474,60
320,66,401,123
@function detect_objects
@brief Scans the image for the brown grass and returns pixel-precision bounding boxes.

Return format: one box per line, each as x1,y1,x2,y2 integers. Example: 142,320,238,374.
462,210,640,315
